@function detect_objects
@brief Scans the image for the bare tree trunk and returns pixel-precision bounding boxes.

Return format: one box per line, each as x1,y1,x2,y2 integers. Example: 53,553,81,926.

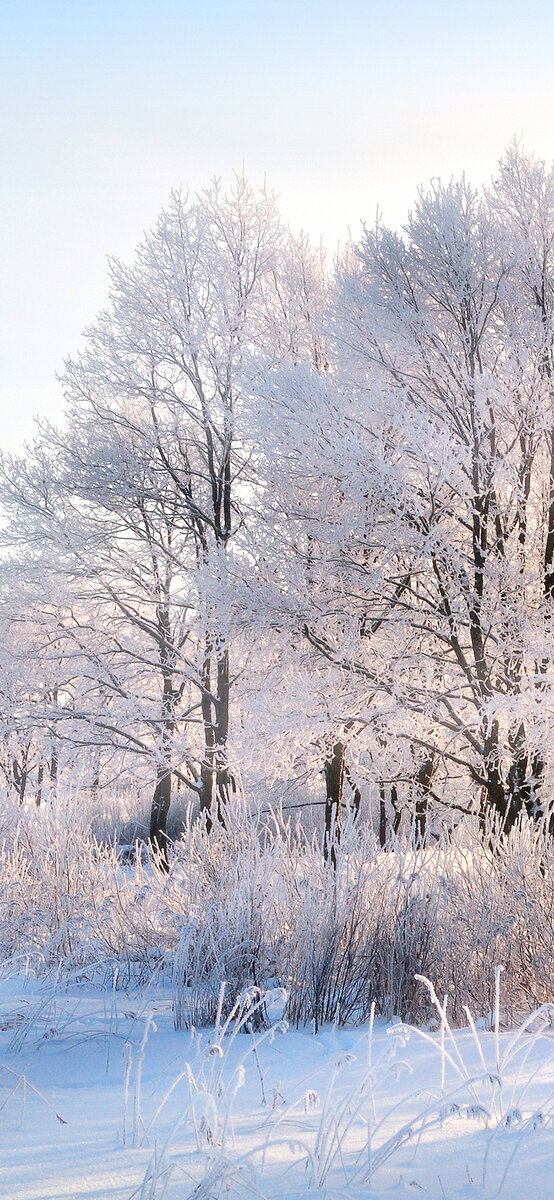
390,785,402,837
149,767,172,870
323,741,345,868
49,686,59,796
12,755,28,804
49,746,58,791
414,757,434,846
377,782,403,843
504,747,545,828
149,659,175,871
35,761,44,807
345,764,361,820
214,645,231,821
477,718,535,838
199,640,216,831
200,641,232,830
378,781,387,847
91,752,100,805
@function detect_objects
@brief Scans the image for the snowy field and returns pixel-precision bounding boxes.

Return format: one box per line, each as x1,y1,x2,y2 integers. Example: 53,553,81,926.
1,972,554,1200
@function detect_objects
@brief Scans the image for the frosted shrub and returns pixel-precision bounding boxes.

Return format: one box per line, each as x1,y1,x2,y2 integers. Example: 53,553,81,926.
169,813,554,1029
0,788,183,982
283,828,385,1029
438,819,554,1021
0,786,553,1026
171,814,290,1027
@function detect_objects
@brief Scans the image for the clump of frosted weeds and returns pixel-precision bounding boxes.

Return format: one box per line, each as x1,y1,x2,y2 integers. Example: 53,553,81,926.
1,785,554,1029
0,784,184,985
170,809,554,1030
137,982,288,1199
135,972,554,1200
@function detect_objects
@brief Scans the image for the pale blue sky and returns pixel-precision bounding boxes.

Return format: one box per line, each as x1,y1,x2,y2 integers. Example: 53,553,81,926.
2,0,554,447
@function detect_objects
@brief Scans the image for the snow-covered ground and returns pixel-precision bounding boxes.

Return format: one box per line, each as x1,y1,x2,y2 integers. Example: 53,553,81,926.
1,973,554,1200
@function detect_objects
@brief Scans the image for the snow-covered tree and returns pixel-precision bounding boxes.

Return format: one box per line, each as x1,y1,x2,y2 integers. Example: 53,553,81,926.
298,154,554,830
0,175,327,860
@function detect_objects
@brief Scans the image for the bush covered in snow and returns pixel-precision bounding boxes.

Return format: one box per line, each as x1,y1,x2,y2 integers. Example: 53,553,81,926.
0,788,552,1030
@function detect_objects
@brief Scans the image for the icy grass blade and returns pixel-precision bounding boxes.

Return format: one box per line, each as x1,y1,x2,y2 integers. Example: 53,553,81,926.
0,1064,67,1124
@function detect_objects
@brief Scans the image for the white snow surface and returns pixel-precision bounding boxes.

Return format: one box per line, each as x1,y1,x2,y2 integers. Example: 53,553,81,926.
1,973,554,1199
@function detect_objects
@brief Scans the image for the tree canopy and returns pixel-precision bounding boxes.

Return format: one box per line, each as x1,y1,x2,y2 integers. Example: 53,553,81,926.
2,149,554,858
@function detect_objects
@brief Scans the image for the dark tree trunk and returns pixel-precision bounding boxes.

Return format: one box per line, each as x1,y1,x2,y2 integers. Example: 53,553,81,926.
91,752,100,805
505,751,546,828
479,770,518,838
323,741,345,868
12,756,28,804
35,761,44,807
149,768,172,871
200,640,216,830
214,645,231,822
49,746,58,792
149,648,176,870
49,686,59,795
200,640,231,831
544,429,554,600
378,781,387,847
344,763,361,820
197,428,234,834
414,757,434,846
390,785,402,836
479,718,509,833
199,761,215,830
479,728,545,839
